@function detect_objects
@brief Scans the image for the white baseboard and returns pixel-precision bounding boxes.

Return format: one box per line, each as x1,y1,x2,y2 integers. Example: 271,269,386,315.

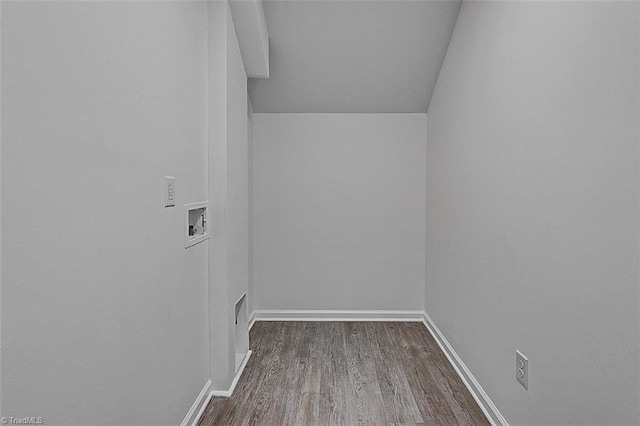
180,378,212,426
210,349,253,397
183,351,253,424
250,309,425,322
422,312,508,426
248,311,256,331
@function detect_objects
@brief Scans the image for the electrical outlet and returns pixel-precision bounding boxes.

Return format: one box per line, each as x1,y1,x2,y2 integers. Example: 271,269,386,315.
516,350,528,389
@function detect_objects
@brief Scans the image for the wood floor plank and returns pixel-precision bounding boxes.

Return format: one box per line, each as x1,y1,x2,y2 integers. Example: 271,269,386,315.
367,322,423,424
318,322,350,425
344,322,382,424
241,322,290,425
383,322,461,424
408,322,488,425
198,321,490,426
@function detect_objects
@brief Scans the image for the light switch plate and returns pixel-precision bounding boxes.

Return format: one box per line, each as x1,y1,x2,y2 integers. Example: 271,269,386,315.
164,176,175,207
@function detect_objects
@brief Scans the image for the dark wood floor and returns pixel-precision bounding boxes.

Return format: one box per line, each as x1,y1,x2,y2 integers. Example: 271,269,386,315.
198,321,489,425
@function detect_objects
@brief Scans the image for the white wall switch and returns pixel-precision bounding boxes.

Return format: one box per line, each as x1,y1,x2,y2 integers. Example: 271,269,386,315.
164,176,176,207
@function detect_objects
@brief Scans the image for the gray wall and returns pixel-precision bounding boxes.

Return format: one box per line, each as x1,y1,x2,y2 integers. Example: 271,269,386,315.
207,0,250,390
426,1,639,424
227,4,250,313
253,114,426,311
248,100,255,316
1,2,209,423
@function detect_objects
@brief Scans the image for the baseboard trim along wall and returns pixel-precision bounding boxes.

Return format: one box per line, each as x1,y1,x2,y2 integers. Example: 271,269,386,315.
249,309,425,323
210,349,253,398
184,350,253,425
422,312,508,426
180,379,212,426
248,311,257,331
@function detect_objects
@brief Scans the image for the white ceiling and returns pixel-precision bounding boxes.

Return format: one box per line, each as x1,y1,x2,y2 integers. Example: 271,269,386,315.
248,0,462,113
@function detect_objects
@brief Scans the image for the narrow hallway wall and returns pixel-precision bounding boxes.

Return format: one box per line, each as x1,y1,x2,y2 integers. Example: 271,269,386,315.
1,2,209,423
426,2,639,423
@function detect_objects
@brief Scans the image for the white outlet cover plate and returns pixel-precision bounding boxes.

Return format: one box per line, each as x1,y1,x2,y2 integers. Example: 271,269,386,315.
516,350,528,389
